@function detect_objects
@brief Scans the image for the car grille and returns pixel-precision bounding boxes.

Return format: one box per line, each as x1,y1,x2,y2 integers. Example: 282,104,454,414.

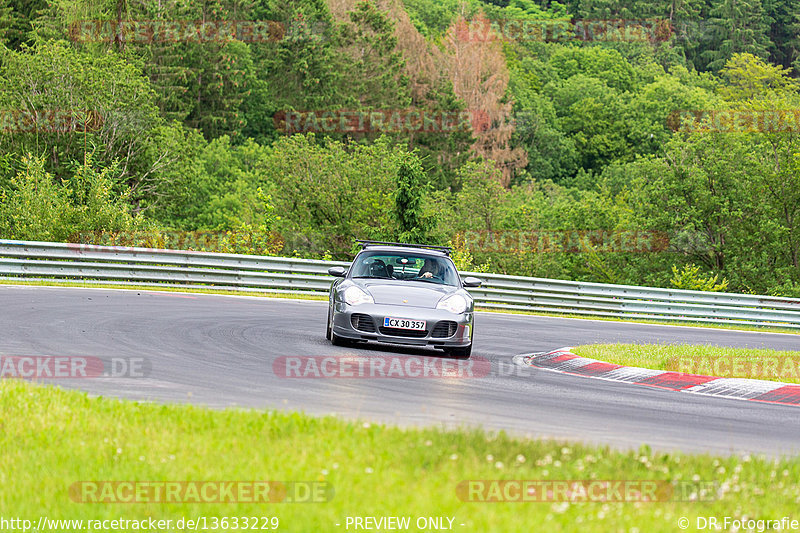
351,313,376,333
378,326,428,338
431,321,458,338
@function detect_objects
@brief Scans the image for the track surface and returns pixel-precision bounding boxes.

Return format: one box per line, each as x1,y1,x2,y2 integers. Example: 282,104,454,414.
2,285,799,456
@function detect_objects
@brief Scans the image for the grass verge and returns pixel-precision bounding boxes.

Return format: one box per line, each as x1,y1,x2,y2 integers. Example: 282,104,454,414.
2,380,800,532
573,344,800,384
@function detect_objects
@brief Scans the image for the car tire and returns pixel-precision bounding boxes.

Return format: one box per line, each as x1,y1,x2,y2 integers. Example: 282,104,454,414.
328,303,349,346
326,307,332,340
331,330,348,346
446,344,472,359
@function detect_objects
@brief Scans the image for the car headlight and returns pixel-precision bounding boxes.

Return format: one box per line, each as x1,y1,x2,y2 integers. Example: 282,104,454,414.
436,294,469,314
343,286,374,306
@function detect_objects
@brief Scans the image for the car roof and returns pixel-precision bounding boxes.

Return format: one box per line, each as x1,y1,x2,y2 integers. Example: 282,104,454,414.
356,246,449,257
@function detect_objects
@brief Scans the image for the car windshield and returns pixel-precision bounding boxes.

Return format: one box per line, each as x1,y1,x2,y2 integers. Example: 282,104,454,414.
350,251,460,286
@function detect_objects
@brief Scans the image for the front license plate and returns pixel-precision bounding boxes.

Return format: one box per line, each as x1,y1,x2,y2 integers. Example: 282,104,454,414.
383,317,426,330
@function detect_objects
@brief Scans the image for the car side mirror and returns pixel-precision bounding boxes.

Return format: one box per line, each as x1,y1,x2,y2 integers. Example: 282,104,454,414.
462,276,482,288
327,266,347,277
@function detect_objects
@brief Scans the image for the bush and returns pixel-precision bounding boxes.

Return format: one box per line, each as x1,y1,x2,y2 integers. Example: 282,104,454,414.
670,263,730,292
0,155,148,242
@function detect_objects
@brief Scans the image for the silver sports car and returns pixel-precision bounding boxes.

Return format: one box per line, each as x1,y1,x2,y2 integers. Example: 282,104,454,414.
326,241,482,358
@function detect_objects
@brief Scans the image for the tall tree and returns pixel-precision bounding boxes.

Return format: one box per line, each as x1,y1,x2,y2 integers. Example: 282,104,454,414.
338,0,410,108
394,152,434,243
1,0,46,49
700,0,772,72
762,0,800,73
445,12,528,186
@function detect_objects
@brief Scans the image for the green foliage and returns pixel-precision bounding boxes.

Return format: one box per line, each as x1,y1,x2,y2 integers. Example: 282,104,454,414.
504,0,569,19
718,53,799,101
545,73,630,172
246,2,344,143
0,39,201,215
507,45,721,181
508,55,578,183
0,0,13,47
261,134,406,257
548,47,637,93
394,152,434,244
0,0,798,299
670,263,730,292
454,161,507,231
338,0,411,109
701,0,772,72
0,155,72,241
449,234,492,273
0,155,146,242
0,40,161,173
408,82,475,189
0,0,45,49
401,0,469,37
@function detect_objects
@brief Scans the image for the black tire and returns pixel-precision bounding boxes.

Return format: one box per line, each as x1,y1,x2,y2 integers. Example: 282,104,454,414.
446,344,472,359
326,307,332,340
331,330,348,346
328,302,349,346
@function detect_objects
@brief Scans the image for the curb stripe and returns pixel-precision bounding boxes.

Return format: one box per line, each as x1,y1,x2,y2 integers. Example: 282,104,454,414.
686,378,785,400
752,385,800,405
638,372,718,390
521,348,796,407
602,366,665,383
549,353,580,364
571,362,623,377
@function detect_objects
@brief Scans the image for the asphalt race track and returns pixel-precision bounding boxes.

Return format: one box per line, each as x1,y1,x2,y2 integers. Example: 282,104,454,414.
2,285,799,456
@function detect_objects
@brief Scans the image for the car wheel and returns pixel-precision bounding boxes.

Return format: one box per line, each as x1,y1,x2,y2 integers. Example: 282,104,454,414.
331,330,348,346
446,344,472,359
326,306,332,340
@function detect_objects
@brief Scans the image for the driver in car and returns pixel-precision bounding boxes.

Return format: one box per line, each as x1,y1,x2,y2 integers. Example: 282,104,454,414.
417,258,441,279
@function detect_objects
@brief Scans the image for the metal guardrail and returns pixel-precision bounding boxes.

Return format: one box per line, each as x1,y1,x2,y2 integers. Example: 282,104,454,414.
1,239,799,329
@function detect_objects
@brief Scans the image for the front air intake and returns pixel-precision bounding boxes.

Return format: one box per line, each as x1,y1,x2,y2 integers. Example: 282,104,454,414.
351,313,376,333
431,321,458,338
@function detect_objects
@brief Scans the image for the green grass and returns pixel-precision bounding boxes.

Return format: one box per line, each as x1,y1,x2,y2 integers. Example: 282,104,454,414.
2,380,800,532
3,279,798,335
573,344,800,384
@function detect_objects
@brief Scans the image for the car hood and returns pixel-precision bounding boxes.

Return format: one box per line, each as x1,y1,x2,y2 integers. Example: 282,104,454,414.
353,279,457,308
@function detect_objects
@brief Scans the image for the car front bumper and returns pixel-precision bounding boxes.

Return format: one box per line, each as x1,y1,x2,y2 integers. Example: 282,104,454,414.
332,302,473,347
